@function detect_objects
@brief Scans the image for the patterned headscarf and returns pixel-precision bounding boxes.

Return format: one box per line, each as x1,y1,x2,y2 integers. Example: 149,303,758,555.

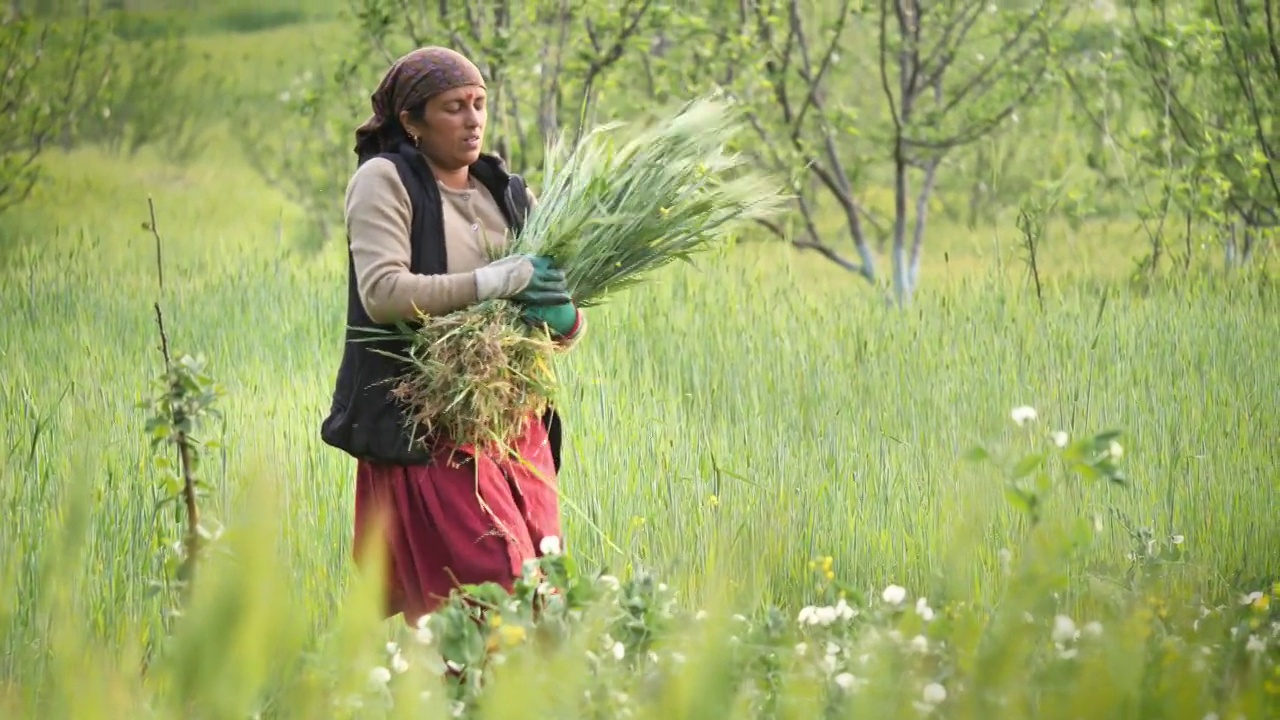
353,46,486,161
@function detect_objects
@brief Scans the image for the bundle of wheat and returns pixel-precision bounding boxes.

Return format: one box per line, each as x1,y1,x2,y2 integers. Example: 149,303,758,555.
385,95,789,456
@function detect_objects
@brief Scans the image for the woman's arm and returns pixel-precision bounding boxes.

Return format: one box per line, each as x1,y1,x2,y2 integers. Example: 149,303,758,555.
345,159,480,324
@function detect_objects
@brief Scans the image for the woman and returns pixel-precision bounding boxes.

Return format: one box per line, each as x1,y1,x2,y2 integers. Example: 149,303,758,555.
320,46,585,624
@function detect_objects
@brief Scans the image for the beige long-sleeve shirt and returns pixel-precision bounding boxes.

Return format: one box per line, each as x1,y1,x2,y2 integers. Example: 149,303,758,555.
344,158,585,341
346,157,524,323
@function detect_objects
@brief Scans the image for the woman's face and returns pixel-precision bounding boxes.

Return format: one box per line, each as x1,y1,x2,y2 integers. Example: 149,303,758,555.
402,85,487,171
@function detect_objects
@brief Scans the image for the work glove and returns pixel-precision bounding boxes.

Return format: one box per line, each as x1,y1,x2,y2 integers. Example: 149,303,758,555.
522,301,580,338
512,255,572,307
474,254,570,306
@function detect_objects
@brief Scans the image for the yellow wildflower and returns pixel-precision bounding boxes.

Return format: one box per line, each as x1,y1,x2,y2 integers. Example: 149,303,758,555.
499,624,527,647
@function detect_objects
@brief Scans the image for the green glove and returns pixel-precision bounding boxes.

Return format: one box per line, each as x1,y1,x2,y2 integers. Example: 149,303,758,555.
511,255,570,307
523,301,579,337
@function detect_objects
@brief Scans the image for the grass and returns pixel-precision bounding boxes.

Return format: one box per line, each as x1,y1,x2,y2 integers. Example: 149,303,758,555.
2,12,1279,720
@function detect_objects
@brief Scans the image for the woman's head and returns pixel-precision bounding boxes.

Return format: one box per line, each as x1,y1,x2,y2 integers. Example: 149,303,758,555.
353,46,487,170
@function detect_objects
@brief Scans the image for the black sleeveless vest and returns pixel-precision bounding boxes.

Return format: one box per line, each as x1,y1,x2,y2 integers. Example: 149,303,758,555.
320,140,562,469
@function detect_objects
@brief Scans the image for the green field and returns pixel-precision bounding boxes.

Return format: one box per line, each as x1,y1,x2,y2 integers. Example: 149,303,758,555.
2,8,1278,720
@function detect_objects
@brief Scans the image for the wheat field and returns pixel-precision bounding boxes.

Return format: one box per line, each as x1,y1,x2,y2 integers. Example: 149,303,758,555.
1,13,1278,720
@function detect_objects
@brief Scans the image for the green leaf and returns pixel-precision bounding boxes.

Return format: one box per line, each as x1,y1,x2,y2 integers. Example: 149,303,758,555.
1004,485,1033,516
1011,452,1045,479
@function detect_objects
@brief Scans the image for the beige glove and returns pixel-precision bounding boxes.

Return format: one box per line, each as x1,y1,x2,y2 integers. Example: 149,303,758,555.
474,255,534,301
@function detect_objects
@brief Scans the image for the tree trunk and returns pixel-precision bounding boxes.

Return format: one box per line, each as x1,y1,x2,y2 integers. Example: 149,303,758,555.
908,158,939,290
892,147,911,305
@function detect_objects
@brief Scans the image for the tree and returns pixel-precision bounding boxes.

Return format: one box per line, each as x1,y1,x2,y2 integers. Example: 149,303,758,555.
1120,0,1279,270
0,4,110,215
698,1,1067,304
875,0,1071,304
1066,1,1279,273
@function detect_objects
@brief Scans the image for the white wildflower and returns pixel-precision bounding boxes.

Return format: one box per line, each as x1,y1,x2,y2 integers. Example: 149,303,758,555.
1052,615,1079,644
695,609,709,621
882,584,908,605
1239,591,1264,605
1084,621,1104,638
835,598,857,620
539,535,562,556
795,642,808,656
910,635,930,653
451,701,466,718
1051,430,1069,448
1245,635,1266,654
1170,534,1185,545
799,605,839,626
1058,647,1079,660
597,574,620,591
733,614,747,622
1108,440,1124,458
368,666,391,687
922,682,947,704
611,641,626,660
915,597,935,621
834,672,861,692
1010,405,1038,426
385,641,399,655
391,652,409,674
825,641,841,657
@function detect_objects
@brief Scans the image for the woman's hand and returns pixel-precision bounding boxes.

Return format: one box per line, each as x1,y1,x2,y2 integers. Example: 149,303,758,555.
505,256,581,339
521,301,579,337
474,254,570,306
513,256,571,306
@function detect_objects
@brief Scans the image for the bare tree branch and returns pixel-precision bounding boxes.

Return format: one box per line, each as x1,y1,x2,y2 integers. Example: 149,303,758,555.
933,4,1054,120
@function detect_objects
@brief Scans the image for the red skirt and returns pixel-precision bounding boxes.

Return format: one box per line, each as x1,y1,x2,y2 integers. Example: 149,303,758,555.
351,415,561,622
